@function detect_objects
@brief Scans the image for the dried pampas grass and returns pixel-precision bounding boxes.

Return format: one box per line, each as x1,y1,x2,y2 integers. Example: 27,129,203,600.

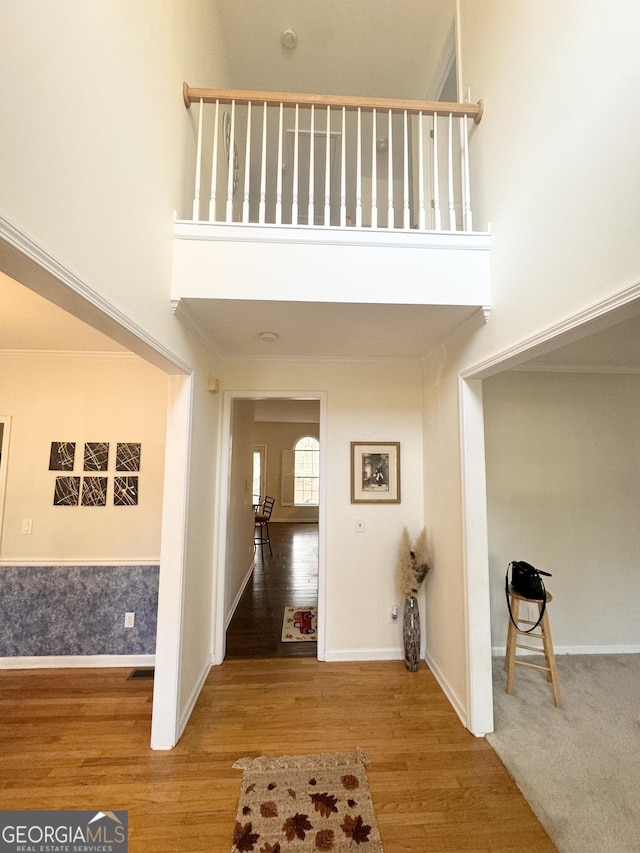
396,525,431,597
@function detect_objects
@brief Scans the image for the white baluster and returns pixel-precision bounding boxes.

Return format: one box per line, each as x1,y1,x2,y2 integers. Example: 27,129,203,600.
448,112,456,231
461,114,472,232
308,104,315,227
403,110,410,230
208,99,219,222
417,111,425,231
371,108,377,228
276,103,283,225
225,100,236,222
340,107,346,226
324,105,331,226
292,104,299,225
356,107,362,227
242,101,252,223
192,98,204,221
433,113,441,231
387,110,394,229
259,102,267,224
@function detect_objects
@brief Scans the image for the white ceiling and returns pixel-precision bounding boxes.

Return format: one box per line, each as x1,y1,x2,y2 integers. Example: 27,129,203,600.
0,272,127,354
183,298,482,361
213,0,457,100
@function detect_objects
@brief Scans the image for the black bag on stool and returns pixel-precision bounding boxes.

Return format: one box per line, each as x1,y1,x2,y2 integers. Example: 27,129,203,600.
505,560,552,632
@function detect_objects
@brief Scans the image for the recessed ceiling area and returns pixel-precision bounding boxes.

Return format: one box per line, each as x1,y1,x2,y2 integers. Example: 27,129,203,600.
516,311,640,373
182,297,483,360
213,0,457,100
0,272,128,354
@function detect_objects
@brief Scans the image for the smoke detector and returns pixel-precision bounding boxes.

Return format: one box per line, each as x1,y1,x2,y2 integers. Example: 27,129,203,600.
281,29,297,49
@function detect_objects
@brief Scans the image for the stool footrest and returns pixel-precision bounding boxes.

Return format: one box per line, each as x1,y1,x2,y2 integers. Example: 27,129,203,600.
516,642,544,653
515,658,551,673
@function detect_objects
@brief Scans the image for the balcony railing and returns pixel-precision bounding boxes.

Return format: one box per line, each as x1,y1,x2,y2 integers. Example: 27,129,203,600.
182,84,483,233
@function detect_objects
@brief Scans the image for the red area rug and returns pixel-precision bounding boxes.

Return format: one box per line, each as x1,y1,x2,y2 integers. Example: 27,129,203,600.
281,606,317,642
231,750,383,852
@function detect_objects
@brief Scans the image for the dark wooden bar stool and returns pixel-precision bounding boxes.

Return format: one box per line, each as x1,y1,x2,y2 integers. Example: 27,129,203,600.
254,496,275,560
505,585,562,708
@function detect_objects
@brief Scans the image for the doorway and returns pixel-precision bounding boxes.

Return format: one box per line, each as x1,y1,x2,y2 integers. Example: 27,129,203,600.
214,391,327,664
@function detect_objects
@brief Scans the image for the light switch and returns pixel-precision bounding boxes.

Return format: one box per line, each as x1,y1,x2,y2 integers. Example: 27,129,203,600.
355,518,365,533
22,518,32,534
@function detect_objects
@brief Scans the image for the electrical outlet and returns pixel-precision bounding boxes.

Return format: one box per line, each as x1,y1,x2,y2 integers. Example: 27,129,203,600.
124,612,135,628
391,605,399,623
22,518,32,534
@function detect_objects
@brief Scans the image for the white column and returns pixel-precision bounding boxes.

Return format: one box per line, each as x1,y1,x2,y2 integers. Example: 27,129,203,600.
259,102,267,224
208,100,219,222
276,103,283,225
371,108,377,228
242,101,252,223
192,98,203,221
324,106,331,226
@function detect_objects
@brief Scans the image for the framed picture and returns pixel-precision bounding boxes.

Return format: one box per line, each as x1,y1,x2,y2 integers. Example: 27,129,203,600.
49,441,76,471
350,442,401,504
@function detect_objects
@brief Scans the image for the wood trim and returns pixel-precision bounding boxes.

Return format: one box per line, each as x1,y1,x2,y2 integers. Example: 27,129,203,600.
183,83,484,124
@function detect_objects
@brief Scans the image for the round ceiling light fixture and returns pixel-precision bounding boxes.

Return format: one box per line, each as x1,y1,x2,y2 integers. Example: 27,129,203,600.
259,331,279,343
281,28,297,49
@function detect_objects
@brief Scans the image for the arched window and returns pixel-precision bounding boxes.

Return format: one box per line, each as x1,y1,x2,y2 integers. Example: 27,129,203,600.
294,435,319,506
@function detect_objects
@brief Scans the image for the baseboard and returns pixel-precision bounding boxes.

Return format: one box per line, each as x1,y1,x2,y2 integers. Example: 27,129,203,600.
225,559,256,630
177,657,212,743
323,647,403,662
0,559,160,567
0,654,155,669
424,650,468,731
492,643,640,657
270,517,319,524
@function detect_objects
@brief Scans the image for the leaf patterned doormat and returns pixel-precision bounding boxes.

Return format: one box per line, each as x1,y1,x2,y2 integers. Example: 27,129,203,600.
231,750,384,852
281,606,317,642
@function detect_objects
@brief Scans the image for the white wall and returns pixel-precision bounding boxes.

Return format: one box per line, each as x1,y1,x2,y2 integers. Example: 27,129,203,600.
0,1,230,745
225,399,257,620
484,370,640,653
458,0,640,347
416,0,640,725
222,359,425,659
0,353,168,561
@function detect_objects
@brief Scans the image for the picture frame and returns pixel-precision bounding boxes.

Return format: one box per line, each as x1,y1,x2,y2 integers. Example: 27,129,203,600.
350,442,401,504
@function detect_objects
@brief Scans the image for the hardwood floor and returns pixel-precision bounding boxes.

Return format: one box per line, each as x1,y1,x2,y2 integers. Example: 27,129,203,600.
225,522,319,659
0,522,555,851
0,661,555,852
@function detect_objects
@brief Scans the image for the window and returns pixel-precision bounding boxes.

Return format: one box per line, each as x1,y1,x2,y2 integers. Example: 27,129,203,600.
294,436,319,506
252,445,266,504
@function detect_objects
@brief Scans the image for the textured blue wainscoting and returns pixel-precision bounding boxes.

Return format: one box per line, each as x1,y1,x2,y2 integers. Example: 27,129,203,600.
0,565,159,656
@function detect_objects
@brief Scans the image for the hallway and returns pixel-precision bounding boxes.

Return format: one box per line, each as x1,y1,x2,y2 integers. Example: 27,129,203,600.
225,522,318,659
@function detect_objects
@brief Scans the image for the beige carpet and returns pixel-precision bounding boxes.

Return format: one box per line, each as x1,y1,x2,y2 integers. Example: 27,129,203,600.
231,750,383,852
488,654,640,853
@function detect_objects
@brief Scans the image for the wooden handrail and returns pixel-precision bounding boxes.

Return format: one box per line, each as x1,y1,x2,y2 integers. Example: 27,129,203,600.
183,83,484,124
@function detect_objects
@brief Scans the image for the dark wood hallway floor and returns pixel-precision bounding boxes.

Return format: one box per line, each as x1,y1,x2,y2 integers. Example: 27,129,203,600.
225,522,318,659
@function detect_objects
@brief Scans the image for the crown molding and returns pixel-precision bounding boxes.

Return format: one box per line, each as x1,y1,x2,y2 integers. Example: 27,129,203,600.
421,305,490,367
171,298,225,362
0,349,140,361
461,281,640,380
512,362,640,375
0,213,192,375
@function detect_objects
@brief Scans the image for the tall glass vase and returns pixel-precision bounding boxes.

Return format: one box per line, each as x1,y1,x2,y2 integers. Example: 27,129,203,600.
403,594,421,672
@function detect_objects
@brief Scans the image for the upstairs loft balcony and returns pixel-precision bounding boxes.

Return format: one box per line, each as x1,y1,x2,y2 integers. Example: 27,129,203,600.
172,85,491,348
